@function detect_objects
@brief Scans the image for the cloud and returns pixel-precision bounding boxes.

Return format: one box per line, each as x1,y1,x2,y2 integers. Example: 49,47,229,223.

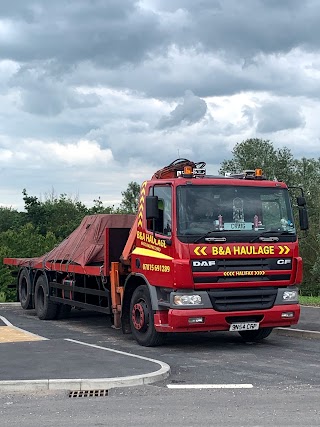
9,64,101,116
152,0,320,56
253,101,306,133
157,90,207,129
1,0,320,211
47,139,113,165
0,0,167,67
0,138,113,168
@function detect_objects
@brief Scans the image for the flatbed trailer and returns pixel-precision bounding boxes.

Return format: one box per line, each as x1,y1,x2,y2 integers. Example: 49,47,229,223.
4,214,136,322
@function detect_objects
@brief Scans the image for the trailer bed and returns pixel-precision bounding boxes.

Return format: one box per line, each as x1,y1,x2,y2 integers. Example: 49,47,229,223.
4,214,136,276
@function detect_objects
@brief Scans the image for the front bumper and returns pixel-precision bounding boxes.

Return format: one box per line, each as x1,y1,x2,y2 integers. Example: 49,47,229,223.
154,304,300,333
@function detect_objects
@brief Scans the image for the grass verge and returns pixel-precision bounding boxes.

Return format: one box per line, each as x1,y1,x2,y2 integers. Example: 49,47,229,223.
299,295,320,307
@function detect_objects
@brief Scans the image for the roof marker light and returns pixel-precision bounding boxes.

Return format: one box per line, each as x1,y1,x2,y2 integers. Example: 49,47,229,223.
182,166,193,178
255,168,263,179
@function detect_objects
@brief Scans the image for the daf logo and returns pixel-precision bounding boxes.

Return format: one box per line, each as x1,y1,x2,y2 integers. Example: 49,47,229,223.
192,260,216,267
277,259,291,265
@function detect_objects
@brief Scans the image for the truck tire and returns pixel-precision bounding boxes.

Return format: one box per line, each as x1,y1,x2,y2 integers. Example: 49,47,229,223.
34,275,59,320
129,285,166,346
18,268,33,310
239,327,273,342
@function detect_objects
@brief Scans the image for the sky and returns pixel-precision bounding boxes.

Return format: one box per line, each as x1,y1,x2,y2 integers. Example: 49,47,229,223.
1,0,320,211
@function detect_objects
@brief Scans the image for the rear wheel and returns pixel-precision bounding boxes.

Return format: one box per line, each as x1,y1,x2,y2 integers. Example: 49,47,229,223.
18,268,33,310
239,327,273,342
130,285,166,346
34,275,59,320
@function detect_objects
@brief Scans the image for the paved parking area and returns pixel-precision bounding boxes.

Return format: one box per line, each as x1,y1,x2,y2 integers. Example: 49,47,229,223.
0,307,170,391
0,304,319,392
0,315,46,343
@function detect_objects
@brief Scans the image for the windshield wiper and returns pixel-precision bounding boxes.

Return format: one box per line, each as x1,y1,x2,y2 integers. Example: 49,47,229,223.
250,230,295,243
193,230,226,243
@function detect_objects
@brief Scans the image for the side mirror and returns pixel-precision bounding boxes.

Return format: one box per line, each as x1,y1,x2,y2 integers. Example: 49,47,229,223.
146,196,159,220
299,208,309,231
297,196,306,207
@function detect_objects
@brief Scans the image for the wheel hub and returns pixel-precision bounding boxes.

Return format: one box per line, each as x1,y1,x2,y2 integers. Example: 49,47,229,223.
132,302,149,332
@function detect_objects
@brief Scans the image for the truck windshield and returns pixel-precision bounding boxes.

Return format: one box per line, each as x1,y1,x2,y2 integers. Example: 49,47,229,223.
176,185,296,242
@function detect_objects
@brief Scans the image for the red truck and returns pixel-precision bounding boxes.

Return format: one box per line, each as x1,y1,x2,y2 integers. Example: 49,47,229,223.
4,159,309,346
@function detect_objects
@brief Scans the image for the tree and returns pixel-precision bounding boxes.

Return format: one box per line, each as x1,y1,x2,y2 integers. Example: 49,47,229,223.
22,188,47,234
293,158,320,295
0,245,15,302
22,189,89,239
88,197,116,215
219,138,296,185
0,207,25,232
41,193,88,239
120,181,140,214
0,224,58,301
0,223,58,258
293,158,320,221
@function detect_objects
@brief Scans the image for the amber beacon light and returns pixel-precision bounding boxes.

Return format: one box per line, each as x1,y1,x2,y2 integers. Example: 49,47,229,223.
255,168,263,179
183,165,193,177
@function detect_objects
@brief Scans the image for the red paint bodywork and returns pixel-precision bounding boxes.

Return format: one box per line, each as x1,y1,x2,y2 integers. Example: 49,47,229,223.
154,305,300,332
132,177,302,332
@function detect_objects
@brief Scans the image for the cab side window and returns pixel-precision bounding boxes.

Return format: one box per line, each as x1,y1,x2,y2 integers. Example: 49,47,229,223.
147,186,172,236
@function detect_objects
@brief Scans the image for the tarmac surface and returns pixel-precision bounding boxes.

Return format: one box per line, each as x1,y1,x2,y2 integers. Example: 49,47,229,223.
0,303,319,392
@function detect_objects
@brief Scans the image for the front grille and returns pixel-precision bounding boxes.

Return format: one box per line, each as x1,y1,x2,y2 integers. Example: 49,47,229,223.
216,258,269,271
208,287,277,311
193,275,290,283
192,257,292,284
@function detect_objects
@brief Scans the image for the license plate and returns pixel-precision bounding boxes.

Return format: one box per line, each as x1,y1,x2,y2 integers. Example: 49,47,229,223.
229,322,259,331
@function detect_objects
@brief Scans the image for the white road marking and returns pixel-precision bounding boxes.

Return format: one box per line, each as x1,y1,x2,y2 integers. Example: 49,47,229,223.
167,384,253,389
0,315,48,340
65,338,170,379
0,303,21,307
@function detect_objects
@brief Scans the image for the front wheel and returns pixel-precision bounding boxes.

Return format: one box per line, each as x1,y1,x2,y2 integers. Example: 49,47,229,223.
239,327,273,342
130,285,166,346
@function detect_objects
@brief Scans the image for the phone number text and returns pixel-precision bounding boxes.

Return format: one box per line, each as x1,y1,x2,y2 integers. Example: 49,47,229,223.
142,264,171,273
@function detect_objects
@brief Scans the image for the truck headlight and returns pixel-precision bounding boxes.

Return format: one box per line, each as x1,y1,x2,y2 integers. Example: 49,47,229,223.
282,290,298,302
173,295,202,305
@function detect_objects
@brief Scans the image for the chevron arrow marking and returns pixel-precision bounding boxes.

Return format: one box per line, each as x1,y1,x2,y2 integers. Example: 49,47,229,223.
279,245,290,255
194,246,207,256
